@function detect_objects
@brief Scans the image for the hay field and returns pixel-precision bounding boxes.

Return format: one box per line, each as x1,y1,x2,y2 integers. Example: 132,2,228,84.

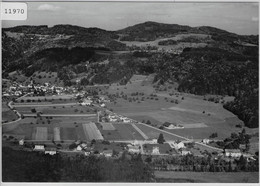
113,123,145,140
53,127,61,141
35,127,48,140
101,123,116,130
82,122,104,140
60,127,77,140
135,124,184,141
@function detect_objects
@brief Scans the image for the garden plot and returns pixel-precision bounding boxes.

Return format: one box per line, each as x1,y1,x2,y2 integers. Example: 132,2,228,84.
60,127,77,140
35,127,48,140
101,123,116,130
53,127,61,141
82,122,104,141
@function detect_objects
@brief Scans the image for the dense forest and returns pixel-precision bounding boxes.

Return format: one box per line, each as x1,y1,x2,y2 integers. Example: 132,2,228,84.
2,147,154,182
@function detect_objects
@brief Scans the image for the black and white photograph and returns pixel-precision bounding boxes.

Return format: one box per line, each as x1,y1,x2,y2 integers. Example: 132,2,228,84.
1,1,259,183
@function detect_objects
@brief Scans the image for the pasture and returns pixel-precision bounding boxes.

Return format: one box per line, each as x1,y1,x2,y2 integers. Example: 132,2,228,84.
2,104,18,123
106,80,244,140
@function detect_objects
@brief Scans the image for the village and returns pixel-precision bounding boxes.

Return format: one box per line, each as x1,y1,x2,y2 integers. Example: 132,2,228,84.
2,79,258,173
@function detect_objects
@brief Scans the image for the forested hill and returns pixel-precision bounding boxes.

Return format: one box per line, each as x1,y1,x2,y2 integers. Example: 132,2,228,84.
2,22,259,128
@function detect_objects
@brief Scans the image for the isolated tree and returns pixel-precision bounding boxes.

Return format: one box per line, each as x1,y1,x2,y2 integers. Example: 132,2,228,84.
157,133,165,144
146,120,151,125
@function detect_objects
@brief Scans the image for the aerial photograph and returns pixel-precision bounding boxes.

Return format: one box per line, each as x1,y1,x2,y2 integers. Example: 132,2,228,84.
1,1,259,183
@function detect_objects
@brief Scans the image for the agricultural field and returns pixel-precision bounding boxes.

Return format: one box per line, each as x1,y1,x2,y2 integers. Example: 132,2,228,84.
15,105,96,115
15,95,75,102
154,171,259,183
106,79,244,140
2,116,97,142
113,123,145,140
2,102,18,122
101,123,116,130
136,123,185,141
82,122,104,141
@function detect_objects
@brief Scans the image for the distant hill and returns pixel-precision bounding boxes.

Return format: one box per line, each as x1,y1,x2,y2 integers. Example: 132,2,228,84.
2,22,259,128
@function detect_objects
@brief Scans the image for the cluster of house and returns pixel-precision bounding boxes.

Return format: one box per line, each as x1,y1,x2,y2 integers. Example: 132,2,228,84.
163,122,184,129
168,140,193,156
3,81,65,97
101,113,133,123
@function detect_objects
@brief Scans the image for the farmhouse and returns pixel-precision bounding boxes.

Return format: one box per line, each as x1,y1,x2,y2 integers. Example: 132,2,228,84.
19,139,24,146
76,145,83,151
180,149,192,156
81,99,93,106
103,149,113,157
202,139,210,144
152,147,160,155
127,144,141,154
33,145,45,151
225,149,242,158
45,148,57,155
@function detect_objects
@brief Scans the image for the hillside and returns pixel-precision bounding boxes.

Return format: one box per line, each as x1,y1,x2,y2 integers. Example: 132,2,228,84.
2,21,259,128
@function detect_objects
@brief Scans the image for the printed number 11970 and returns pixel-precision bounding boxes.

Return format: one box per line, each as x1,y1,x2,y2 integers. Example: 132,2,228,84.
5,8,25,14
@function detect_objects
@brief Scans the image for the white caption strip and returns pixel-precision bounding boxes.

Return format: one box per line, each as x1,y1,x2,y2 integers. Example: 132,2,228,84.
1,2,27,20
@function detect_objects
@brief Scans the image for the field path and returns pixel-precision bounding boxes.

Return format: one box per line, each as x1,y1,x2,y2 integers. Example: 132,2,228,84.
13,103,78,107
23,114,96,117
131,124,149,140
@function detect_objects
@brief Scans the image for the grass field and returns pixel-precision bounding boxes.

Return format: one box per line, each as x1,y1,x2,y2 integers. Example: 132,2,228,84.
60,127,77,140
15,105,95,115
107,87,244,139
16,95,74,102
2,116,97,141
101,123,116,130
2,102,18,122
136,123,184,141
154,171,259,183
113,123,145,140
82,122,104,141
35,127,48,140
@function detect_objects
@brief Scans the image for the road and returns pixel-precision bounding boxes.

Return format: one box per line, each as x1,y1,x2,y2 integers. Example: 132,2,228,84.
23,114,97,117
12,102,78,107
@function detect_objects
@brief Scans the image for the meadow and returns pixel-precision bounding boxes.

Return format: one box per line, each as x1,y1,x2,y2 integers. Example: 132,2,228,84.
106,74,244,140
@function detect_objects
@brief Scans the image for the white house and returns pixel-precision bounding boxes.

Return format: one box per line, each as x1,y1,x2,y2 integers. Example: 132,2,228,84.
76,145,83,151
127,144,140,154
100,103,106,107
19,139,24,146
45,148,57,155
103,150,113,157
202,139,210,144
225,149,242,158
152,147,160,155
33,145,45,151
81,99,93,106
181,149,191,156
175,142,185,149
